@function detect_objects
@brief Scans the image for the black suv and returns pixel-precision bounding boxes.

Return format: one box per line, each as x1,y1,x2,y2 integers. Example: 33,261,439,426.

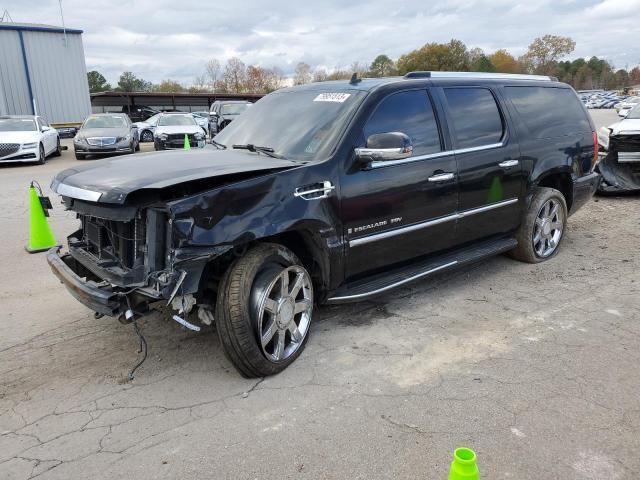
48,72,600,377
208,100,252,135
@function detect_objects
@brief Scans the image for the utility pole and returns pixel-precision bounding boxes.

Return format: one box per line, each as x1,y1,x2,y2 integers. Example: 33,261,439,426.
58,0,67,47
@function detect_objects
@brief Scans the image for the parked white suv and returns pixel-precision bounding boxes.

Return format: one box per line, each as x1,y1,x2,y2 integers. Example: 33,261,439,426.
0,115,60,164
153,113,206,150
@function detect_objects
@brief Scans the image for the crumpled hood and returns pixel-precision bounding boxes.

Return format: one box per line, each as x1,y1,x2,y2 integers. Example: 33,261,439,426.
51,148,297,204
0,131,41,144
609,119,640,135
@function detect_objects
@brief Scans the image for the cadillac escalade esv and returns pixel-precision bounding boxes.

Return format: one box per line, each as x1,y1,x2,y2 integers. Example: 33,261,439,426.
48,72,600,377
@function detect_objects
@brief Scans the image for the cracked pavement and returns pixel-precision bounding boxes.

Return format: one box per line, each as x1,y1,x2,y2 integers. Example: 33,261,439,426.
1,110,639,479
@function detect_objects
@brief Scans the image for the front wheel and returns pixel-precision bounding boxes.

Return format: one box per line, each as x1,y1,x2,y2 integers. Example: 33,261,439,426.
141,130,154,142
37,144,46,165
509,187,567,263
216,244,314,377
52,137,62,157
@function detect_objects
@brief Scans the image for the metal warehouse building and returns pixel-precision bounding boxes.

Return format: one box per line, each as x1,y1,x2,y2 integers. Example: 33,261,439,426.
0,22,91,124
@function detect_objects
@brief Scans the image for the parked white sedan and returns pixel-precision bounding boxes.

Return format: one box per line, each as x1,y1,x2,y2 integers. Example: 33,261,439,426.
0,115,60,164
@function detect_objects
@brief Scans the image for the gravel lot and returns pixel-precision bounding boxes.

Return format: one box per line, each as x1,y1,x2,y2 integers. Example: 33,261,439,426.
1,109,639,479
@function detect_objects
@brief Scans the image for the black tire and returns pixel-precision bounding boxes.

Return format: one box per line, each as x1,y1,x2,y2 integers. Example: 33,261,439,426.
75,151,86,160
216,243,313,378
509,187,568,263
141,130,154,142
52,137,62,157
135,139,140,152
37,144,46,165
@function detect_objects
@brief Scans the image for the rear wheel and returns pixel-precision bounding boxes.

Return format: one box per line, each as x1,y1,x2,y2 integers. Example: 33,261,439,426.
216,243,314,377
509,187,567,263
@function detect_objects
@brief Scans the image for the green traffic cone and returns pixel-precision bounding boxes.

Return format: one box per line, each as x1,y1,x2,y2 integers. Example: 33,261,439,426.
25,185,59,253
184,134,191,150
448,447,479,480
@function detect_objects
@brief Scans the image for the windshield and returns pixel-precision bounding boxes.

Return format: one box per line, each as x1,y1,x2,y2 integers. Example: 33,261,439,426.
221,103,251,115
83,115,127,129
214,90,365,162
158,115,196,126
626,103,640,119
145,113,161,125
0,118,37,132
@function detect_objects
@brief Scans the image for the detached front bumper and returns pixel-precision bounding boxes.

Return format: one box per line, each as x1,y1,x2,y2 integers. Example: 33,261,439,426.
47,247,122,316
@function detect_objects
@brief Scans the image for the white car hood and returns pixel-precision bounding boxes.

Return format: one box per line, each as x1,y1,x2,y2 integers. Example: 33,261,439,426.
155,125,203,135
609,119,640,135
0,131,41,144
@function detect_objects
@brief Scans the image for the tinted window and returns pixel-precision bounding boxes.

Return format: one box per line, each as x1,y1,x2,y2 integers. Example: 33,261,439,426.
444,88,504,149
505,87,591,138
364,90,441,156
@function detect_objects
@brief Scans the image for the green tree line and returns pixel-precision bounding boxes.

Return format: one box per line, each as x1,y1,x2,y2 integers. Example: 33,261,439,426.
87,34,640,94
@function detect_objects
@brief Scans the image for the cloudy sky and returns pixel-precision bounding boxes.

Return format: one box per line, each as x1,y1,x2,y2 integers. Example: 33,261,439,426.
5,0,640,85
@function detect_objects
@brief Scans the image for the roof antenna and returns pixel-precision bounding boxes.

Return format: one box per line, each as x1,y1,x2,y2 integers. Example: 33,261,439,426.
350,72,362,85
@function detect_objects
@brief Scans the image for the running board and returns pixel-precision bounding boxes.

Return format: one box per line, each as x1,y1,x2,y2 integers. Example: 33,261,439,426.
327,236,517,303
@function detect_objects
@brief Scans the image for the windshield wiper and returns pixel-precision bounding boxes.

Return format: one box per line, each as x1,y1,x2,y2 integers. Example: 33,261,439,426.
232,144,285,159
210,138,227,149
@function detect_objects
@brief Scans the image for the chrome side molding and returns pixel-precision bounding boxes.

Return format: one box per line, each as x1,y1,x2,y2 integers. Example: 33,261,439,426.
349,198,518,248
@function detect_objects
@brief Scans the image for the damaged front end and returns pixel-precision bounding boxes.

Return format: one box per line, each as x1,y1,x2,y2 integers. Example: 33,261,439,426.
597,127,640,193
46,196,227,324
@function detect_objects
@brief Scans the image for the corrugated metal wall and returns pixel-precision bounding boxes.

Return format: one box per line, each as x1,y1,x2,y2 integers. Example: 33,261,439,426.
0,30,32,116
0,28,91,123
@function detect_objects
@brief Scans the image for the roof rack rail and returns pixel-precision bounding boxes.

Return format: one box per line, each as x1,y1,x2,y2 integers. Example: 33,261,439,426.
403,71,554,81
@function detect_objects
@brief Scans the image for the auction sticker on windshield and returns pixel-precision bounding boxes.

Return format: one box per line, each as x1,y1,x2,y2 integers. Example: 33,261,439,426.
313,93,351,103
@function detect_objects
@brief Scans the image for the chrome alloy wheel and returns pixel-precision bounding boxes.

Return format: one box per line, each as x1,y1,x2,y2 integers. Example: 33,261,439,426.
533,198,564,258
253,265,313,363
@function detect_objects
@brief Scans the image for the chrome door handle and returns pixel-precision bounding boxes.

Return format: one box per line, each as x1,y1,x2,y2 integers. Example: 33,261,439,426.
428,172,455,182
294,181,335,200
499,159,519,168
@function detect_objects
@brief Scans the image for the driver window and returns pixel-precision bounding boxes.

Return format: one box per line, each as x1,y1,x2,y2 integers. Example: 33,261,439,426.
363,90,441,156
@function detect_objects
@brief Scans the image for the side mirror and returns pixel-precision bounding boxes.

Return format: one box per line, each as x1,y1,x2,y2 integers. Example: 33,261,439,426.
355,132,413,163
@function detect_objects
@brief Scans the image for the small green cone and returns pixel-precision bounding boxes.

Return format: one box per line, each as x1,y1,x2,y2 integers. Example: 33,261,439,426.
25,185,58,253
184,134,191,150
448,447,479,480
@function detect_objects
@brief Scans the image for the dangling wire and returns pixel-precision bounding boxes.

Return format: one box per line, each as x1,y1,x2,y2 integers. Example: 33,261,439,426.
124,295,148,380
128,319,147,381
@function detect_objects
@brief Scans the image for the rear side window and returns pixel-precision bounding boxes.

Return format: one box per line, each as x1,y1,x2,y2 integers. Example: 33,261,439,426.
364,90,441,156
444,88,504,149
504,86,591,138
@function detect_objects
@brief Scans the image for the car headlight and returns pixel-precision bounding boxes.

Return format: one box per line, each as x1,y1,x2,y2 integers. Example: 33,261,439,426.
74,136,85,143
597,127,611,150
22,142,38,149
116,135,131,142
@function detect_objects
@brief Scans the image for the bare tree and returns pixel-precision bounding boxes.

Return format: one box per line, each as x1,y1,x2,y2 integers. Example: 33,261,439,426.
192,74,208,92
313,69,329,82
294,62,312,85
205,59,221,92
223,57,248,93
